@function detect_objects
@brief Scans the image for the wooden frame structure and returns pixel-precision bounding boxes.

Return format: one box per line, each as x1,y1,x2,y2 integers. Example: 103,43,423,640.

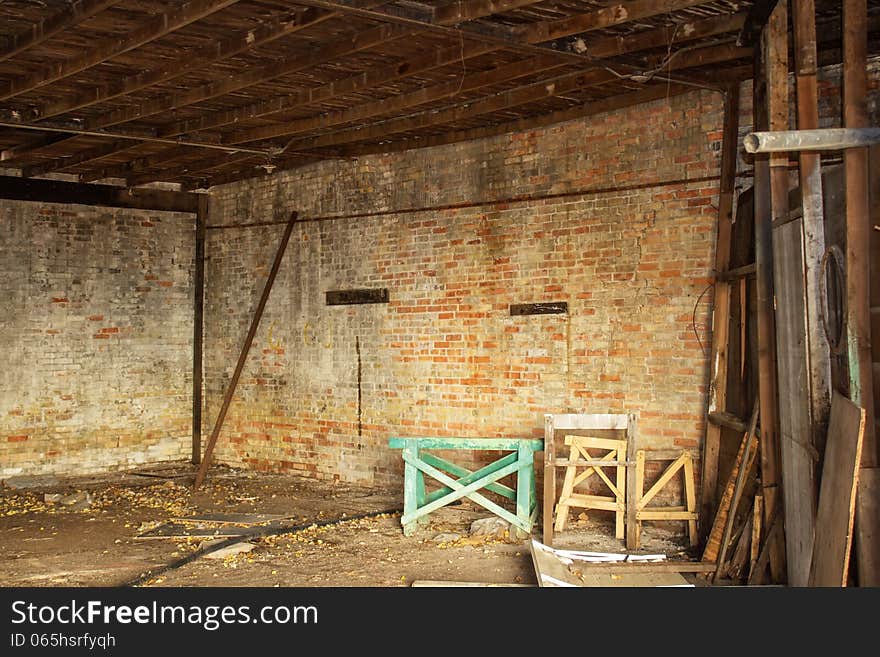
388,437,542,536
543,413,636,547
631,450,698,549
554,435,628,539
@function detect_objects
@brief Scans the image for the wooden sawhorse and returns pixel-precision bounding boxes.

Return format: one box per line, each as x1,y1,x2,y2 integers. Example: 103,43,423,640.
388,437,544,536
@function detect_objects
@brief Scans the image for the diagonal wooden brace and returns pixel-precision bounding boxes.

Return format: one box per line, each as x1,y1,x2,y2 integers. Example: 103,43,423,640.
401,453,527,530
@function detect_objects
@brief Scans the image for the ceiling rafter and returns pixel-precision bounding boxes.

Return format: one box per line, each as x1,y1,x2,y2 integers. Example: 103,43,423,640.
22,140,140,178
0,0,243,103
434,0,549,24
86,22,413,129
226,55,568,144
226,10,749,146
183,81,693,190
58,0,718,174
162,8,745,144
32,6,341,120
275,40,748,154
0,0,123,64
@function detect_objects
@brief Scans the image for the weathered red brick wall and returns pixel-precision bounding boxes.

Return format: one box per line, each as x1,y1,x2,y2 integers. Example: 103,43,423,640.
205,87,724,491
0,201,195,479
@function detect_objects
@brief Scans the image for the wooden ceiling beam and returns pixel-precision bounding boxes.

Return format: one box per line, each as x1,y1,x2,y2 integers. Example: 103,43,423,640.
0,0,123,64
585,10,747,60
281,69,626,152
160,40,498,137
0,0,242,102
190,82,692,190
21,140,133,178
227,55,568,144
0,174,201,213
434,0,547,24
0,134,75,166
515,0,711,44
79,146,203,183
33,6,341,120
292,0,711,47
87,0,534,132
646,41,753,70
86,22,413,129
227,10,749,146
279,40,746,153
126,151,267,187
332,83,693,158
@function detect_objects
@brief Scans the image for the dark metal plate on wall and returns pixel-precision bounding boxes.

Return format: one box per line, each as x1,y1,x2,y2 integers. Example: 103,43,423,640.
326,288,390,306
509,302,568,316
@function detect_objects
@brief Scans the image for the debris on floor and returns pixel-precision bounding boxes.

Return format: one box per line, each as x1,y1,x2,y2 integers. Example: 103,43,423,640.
469,517,509,538
202,541,256,560
529,539,703,588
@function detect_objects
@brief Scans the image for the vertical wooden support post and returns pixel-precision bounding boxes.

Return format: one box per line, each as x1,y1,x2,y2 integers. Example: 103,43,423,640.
543,414,556,545
402,439,419,537
516,443,534,536
192,194,208,465
753,31,786,583
792,0,831,454
684,453,698,546
193,211,298,489
769,0,817,588
844,0,879,587
700,84,740,543
625,413,639,549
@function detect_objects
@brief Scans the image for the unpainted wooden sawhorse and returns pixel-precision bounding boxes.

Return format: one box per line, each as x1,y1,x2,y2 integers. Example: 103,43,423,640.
388,437,544,536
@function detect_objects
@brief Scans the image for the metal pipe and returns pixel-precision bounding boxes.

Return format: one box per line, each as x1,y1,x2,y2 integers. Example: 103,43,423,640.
193,210,298,489
744,128,880,153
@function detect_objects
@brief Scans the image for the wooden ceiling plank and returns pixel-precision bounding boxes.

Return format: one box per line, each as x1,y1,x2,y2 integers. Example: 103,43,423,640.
0,0,123,63
646,41,753,69
86,0,533,132
79,146,203,183
227,10,749,146
516,0,713,44
160,40,498,137
0,0,243,102
0,134,76,166
86,22,413,129
434,0,548,24
21,140,133,178
227,55,568,144
126,151,264,187
166,8,744,141
279,39,746,153
280,68,621,151
196,82,692,189
586,10,747,59
35,6,342,120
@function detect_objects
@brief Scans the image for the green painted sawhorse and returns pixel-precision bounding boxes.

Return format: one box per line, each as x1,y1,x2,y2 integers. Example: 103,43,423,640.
388,437,544,536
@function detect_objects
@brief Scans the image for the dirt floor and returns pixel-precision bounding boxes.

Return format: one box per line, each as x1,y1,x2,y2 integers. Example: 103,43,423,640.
0,463,700,587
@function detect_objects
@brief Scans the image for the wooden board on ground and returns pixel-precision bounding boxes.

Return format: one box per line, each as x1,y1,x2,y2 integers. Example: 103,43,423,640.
529,540,693,587
410,581,533,587
135,522,248,539
170,513,293,525
809,392,865,586
856,468,880,585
